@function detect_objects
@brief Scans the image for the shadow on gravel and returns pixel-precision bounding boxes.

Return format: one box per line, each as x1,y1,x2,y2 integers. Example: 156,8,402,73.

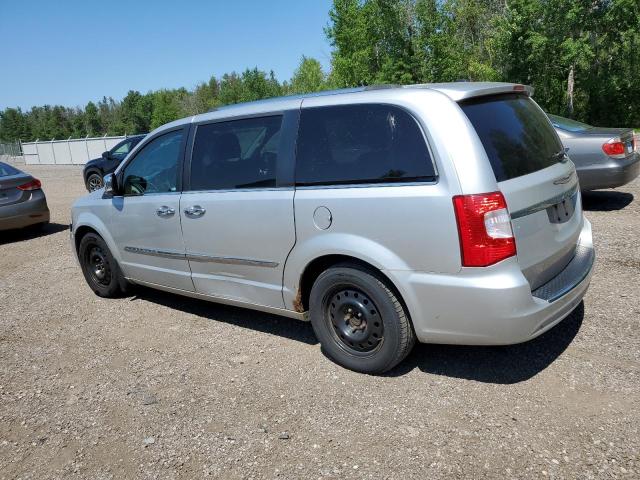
582,190,633,211
0,222,68,245
133,287,319,345
387,302,584,383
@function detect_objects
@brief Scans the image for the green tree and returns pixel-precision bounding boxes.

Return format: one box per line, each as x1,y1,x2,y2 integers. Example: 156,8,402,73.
70,108,86,138
0,107,30,141
240,67,282,102
84,101,101,136
218,72,245,105
191,76,220,114
120,90,152,134
150,89,188,130
97,97,121,135
290,56,328,93
326,0,425,86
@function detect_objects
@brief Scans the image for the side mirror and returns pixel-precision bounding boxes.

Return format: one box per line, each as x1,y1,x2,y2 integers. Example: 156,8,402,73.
103,173,117,196
101,151,111,159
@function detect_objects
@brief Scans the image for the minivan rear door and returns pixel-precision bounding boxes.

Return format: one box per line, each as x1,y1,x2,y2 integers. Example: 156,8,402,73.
460,94,584,289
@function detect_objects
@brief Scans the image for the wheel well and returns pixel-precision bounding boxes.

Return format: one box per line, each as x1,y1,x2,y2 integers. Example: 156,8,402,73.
74,225,99,253
297,254,403,313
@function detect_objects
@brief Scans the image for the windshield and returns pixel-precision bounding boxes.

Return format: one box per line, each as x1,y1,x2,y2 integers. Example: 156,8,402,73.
460,94,564,182
547,114,592,133
0,162,20,177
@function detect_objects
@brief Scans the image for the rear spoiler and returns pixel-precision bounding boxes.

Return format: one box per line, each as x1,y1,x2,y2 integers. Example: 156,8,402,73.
406,82,534,102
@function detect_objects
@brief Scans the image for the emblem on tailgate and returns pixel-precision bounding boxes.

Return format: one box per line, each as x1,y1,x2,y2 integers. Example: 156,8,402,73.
553,172,574,185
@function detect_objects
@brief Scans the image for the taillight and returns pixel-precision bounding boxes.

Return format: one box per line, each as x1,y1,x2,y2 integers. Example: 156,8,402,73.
602,138,626,158
17,179,42,191
453,192,516,267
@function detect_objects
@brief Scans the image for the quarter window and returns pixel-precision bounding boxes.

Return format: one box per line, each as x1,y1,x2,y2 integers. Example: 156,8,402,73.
189,116,283,191
122,130,183,196
295,104,435,186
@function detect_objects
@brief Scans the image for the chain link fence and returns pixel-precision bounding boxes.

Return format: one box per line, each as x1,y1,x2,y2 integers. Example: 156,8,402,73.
0,142,22,157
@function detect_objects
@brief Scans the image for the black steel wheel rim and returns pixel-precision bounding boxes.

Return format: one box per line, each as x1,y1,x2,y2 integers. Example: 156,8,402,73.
88,174,103,191
86,245,111,286
325,287,384,354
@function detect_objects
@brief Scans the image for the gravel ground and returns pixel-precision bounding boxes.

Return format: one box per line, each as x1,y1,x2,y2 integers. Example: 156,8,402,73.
1,164,639,479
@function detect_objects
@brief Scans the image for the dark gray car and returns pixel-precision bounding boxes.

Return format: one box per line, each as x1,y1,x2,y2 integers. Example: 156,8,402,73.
549,114,639,191
0,162,50,231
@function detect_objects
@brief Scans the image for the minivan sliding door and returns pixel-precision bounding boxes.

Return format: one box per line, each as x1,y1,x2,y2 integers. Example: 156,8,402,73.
180,111,299,309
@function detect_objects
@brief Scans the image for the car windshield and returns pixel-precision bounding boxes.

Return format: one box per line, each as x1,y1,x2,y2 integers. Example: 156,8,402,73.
548,114,592,133
0,162,20,177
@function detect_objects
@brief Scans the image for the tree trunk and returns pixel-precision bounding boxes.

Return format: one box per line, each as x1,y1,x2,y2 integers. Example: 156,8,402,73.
567,65,575,117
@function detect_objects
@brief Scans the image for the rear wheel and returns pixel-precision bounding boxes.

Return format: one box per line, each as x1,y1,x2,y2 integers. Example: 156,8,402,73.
86,172,103,192
309,264,415,374
78,233,129,297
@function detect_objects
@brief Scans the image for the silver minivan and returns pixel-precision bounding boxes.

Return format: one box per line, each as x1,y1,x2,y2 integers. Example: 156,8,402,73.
71,82,595,373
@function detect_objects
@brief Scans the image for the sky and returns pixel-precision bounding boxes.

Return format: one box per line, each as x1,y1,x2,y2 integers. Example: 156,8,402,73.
0,0,334,110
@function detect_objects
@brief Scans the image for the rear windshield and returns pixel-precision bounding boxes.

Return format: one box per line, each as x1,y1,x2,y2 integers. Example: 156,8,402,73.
548,114,592,133
460,94,563,182
0,162,20,177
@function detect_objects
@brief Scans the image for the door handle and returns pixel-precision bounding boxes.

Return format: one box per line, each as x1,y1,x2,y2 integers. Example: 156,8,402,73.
184,205,206,217
156,206,175,217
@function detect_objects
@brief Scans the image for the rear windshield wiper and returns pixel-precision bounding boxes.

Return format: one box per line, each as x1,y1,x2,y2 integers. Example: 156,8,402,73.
550,147,570,162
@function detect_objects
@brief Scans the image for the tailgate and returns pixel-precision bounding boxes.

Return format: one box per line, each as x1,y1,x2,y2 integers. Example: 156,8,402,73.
460,93,584,289
500,162,582,289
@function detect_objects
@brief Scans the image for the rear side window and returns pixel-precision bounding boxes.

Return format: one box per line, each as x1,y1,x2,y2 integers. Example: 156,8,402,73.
460,94,563,182
296,104,435,186
548,114,592,133
189,116,282,191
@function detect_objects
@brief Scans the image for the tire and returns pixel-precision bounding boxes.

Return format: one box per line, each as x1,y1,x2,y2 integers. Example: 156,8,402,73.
78,233,129,297
309,264,415,374
86,171,103,192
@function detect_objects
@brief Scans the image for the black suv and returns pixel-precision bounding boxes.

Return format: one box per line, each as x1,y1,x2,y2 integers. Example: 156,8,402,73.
83,135,146,191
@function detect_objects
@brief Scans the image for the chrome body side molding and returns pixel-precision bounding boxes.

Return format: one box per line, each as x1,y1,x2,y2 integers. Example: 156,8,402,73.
124,246,278,268
185,253,279,268
124,246,185,260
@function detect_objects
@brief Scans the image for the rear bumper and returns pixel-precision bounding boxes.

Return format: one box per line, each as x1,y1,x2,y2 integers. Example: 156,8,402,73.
0,192,50,231
577,153,640,190
394,218,594,345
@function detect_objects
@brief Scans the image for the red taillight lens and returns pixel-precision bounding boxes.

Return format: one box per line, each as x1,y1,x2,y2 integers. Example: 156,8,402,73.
17,179,42,191
453,192,516,267
602,138,625,157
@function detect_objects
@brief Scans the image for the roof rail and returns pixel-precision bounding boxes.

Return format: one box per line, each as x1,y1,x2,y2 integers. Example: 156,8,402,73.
364,84,400,90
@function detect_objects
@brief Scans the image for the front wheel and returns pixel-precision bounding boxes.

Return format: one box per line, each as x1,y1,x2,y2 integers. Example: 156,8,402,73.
309,265,415,374
78,233,129,297
86,172,103,192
